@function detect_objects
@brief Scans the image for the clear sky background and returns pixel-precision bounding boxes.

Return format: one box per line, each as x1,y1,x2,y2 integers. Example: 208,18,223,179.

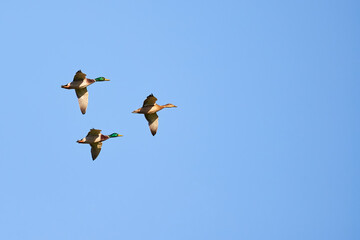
0,0,359,239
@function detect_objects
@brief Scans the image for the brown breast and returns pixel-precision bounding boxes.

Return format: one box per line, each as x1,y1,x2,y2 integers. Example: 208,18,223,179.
100,134,110,141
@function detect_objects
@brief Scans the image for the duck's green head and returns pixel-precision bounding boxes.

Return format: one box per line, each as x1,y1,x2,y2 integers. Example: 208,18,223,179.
109,133,123,138
95,77,110,81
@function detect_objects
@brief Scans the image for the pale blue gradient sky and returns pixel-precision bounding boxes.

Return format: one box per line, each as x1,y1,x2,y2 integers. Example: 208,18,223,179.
0,0,359,239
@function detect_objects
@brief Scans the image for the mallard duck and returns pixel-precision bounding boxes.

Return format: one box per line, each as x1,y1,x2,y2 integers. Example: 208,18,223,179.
132,94,177,136
77,128,122,160
61,70,110,114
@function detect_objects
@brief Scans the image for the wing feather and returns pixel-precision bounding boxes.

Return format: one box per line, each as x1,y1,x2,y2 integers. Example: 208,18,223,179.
143,94,157,107
90,142,102,160
145,113,159,136
86,128,102,137
75,88,88,114
73,70,86,82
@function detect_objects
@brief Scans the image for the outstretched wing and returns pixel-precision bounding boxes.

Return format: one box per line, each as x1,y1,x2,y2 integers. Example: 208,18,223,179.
86,128,102,137
145,113,159,136
143,94,157,107
73,70,87,82
90,142,102,160
75,87,88,114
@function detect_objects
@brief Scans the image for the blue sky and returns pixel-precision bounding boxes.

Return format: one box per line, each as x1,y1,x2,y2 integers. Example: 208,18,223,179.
0,0,359,239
